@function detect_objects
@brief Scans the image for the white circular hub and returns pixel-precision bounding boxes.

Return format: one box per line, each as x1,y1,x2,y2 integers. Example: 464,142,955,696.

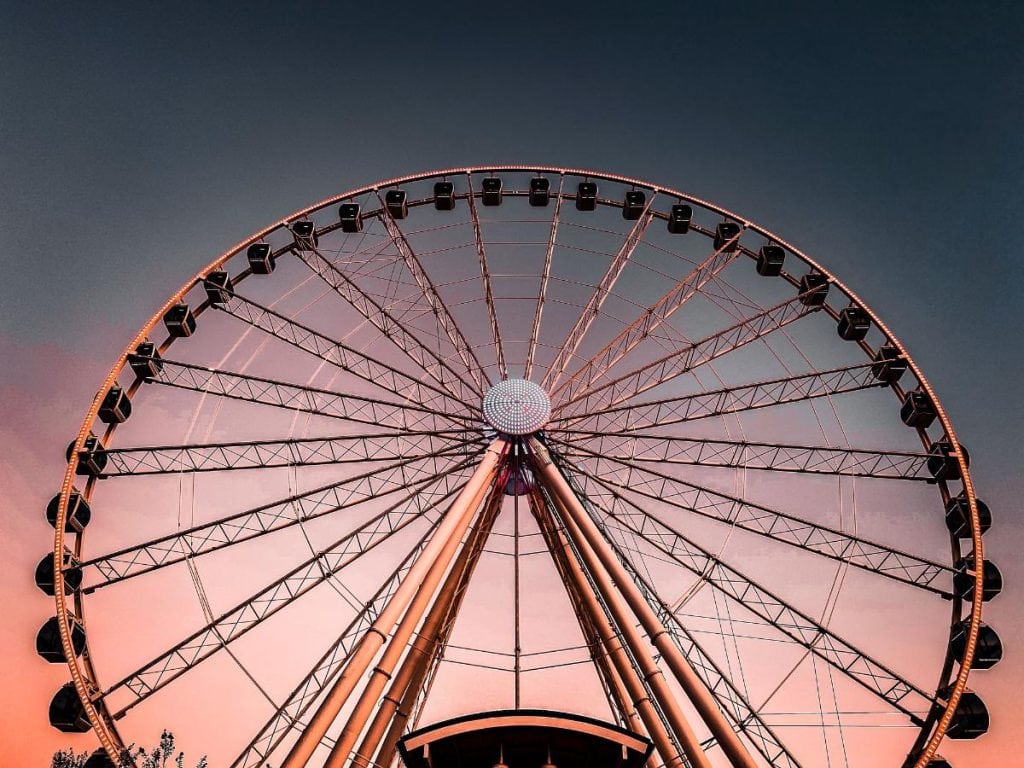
482,378,551,435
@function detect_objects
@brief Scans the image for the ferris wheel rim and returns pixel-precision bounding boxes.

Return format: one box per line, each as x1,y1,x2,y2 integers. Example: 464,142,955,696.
48,164,985,768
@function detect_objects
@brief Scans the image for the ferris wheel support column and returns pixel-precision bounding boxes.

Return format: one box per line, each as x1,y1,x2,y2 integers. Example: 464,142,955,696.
529,438,758,768
528,487,666,768
334,482,505,768
361,487,504,768
281,439,509,768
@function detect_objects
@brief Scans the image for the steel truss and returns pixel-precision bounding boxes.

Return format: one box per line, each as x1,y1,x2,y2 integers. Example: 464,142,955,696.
554,296,817,417
553,430,932,481
137,354,468,431
552,362,887,432
542,194,656,391
96,431,481,477
552,440,951,591
101,465,474,716
551,232,744,404
82,449,480,588
374,190,492,391
554,452,937,722
215,292,474,418
291,240,483,406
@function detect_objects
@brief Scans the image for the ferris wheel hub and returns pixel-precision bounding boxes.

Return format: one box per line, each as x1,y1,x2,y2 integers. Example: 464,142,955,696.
482,378,551,435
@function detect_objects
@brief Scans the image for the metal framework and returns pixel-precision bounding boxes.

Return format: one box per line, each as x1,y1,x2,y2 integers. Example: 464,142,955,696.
44,166,994,768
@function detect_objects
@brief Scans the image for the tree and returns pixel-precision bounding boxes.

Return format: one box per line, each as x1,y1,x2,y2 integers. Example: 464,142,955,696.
51,748,88,768
52,731,207,768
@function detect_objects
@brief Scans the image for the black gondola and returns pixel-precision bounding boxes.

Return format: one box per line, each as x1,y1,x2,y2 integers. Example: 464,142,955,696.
129,341,163,379
66,433,107,476
47,488,91,532
837,306,871,341
203,271,234,305
900,389,936,428
953,556,1002,602
49,683,91,732
482,177,502,206
667,203,692,234
944,492,992,538
576,181,597,211
950,618,1002,669
870,344,907,383
714,221,742,251
36,613,87,663
797,273,829,306
35,548,82,596
756,244,785,275
163,303,196,338
434,181,456,210
339,203,363,233
927,440,969,481
292,220,318,250
98,385,132,424
385,190,408,219
944,691,989,739
530,177,550,207
622,190,645,220
246,242,275,274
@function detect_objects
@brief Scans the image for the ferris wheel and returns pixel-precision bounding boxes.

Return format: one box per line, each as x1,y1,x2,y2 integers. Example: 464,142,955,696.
39,166,1001,768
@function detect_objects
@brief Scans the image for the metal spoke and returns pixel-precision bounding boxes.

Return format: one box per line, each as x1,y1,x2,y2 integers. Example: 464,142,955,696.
137,355,472,432
101,468,472,717
553,462,802,768
292,241,483,403
375,191,492,390
359,480,506,768
215,291,473,418
466,175,508,379
557,431,934,481
80,449,480,589
553,453,936,723
523,175,563,381
541,193,657,391
232,534,431,768
554,295,817,417
554,441,951,592
552,362,884,432
552,232,744,403
96,430,480,477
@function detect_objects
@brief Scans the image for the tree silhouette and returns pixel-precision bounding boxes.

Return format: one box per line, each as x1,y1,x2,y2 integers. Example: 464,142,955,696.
52,731,207,768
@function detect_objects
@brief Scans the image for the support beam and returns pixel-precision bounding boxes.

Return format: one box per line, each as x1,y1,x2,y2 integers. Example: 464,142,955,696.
532,486,685,768
280,438,508,768
466,174,509,379
524,175,562,381
542,196,656,391
529,438,758,768
350,484,505,768
375,191,491,391
551,362,884,432
326,478,502,768
551,231,743,404
555,297,813,418
528,487,657,753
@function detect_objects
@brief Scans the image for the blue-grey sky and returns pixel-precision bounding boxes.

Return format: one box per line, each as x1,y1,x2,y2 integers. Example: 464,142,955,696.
1,1,1022,764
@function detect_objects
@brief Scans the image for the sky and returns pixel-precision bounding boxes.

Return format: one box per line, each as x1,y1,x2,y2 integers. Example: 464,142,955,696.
1,2,1022,766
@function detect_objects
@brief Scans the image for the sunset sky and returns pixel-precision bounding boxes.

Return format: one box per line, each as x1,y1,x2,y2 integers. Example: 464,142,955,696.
1,3,1022,766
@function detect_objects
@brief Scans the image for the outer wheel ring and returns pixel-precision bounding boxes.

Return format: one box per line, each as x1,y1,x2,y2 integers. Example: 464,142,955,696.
50,165,984,768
